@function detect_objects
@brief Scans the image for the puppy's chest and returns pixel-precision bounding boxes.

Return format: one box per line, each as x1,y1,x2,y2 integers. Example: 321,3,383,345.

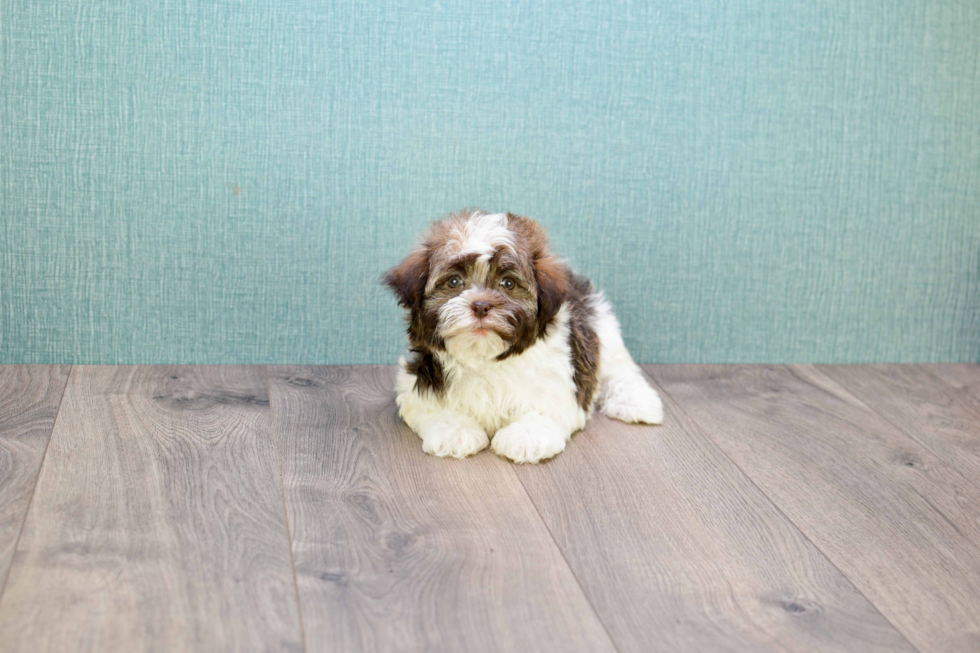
449,366,528,405
443,354,579,430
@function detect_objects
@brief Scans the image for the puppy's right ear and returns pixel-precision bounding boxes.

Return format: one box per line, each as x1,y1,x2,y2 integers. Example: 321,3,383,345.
382,248,430,309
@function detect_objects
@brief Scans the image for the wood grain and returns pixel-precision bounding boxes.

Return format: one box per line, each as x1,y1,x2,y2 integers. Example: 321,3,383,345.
0,366,303,653
0,366,70,594
819,364,980,486
268,365,615,653
514,380,916,653
922,363,980,417
648,364,980,653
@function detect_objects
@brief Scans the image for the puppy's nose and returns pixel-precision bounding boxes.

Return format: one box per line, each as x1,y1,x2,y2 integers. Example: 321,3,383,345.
471,300,492,318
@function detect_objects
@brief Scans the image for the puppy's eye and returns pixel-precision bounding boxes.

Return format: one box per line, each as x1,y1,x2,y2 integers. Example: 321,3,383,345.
446,275,462,289
500,278,516,291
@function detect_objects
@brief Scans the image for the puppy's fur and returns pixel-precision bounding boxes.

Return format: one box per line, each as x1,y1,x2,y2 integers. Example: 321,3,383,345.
383,210,663,463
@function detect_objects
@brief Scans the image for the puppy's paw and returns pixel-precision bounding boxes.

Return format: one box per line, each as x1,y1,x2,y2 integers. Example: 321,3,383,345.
491,414,568,464
603,378,664,425
419,414,489,459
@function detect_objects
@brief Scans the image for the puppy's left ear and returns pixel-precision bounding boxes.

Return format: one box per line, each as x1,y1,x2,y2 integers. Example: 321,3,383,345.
383,248,430,309
534,254,569,335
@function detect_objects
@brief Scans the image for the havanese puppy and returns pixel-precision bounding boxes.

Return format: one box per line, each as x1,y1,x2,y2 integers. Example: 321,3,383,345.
383,210,663,463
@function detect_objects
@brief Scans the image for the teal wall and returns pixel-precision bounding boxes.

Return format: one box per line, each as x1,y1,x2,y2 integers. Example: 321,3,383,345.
2,1,978,364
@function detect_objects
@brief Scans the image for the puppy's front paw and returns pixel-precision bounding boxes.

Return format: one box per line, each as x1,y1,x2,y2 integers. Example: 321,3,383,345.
603,377,664,425
419,414,489,459
491,414,568,464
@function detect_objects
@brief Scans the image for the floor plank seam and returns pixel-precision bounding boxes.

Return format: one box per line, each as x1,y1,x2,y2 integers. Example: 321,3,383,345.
0,365,72,611
642,366,925,653
798,365,980,498
915,364,980,422
509,464,623,653
265,366,309,653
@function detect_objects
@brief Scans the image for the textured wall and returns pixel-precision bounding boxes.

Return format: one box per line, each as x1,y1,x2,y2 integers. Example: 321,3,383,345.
2,1,978,364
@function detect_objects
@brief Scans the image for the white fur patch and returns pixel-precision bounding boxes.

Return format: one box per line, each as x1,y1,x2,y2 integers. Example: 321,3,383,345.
456,211,513,258
592,293,664,424
490,414,568,463
417,412,489,459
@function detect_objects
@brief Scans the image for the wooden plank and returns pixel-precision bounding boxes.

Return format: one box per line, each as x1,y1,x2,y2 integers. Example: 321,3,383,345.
268,365,615,653
819,364,980,485
925,363,980,391
648,364,980,653
0,366,303,653
0,366,70,595
923,363,980,417
514,380,916,653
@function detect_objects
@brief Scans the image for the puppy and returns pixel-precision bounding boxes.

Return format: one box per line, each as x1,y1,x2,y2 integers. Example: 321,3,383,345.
383,210,663,463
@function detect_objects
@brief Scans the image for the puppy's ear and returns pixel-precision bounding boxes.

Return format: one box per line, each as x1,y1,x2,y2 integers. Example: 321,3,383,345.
534,253,569,335
506,213,570,335
383,248,430,309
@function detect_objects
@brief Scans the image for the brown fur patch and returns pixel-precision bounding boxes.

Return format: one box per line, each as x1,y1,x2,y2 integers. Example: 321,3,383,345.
404,350,446,396
567,274,600,409
532,254,570,336
382,248,429,310
505,213,570,337
383,245,447,394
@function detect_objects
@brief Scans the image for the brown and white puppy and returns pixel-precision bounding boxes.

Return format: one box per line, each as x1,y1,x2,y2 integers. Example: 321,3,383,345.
383,210,662,463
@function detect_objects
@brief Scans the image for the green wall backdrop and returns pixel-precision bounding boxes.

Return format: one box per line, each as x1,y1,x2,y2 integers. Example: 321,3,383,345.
2,1,978,364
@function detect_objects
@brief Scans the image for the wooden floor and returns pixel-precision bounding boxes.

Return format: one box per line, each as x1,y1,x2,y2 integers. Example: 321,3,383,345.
0,365,978,652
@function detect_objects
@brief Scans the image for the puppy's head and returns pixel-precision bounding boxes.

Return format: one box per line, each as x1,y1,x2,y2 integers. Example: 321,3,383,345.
383,210,569,365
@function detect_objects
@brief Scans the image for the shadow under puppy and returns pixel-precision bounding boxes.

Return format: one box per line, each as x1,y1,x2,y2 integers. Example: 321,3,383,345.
383,210,663,463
